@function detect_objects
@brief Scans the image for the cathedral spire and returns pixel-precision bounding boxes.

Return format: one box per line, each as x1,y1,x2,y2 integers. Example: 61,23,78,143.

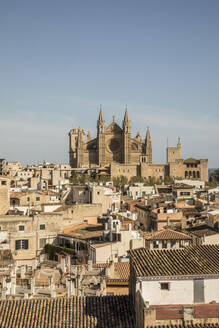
97,105,105,133
98,105,104,124
145,127,152,164
123,106,131,132
146,127,151,144
123,106,129,124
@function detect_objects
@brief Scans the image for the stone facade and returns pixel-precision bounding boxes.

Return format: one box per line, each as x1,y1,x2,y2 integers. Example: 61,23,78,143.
0,213,63,265
0,177,10,215
69,108,208,181
69,108,152,169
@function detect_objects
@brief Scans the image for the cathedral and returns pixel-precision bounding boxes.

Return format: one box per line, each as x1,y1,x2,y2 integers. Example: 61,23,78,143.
69,108,208,181
69,108,152,168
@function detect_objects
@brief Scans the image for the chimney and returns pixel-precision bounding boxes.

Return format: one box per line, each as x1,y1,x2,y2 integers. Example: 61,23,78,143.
109,230,113,242
24,290,29,299
31,277,35,294
1,288,6,300
51,287,56,298
181,217,186,229
21,265,26,279
32,258,37,270
61,257,66,273
105,266,109,277
11,277,16,295
67,278,75,297
100,278,106,292
49,276,56,298
109,261,115,278
12,265,17,278
115,223,120,233
67,255,71,272
183,305,194,322
2,276,7,289
87,259,93,272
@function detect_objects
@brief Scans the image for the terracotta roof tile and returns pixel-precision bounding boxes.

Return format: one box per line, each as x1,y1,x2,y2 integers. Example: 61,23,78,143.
143,229,192,241
0,296,135,328
129,245,219,277
93,262,130,280
114,262,130,280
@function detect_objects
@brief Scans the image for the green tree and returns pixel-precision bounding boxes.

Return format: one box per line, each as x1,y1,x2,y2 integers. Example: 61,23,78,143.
113,176,128,190
129,176,144,184
208,169,219,186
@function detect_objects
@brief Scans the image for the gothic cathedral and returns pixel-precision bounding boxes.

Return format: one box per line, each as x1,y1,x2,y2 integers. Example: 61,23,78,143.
68,107,208,181
69,107,152,168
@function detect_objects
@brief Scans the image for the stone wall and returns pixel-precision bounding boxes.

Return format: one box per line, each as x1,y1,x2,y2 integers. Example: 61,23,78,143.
0,177,10,215
0,213,63,265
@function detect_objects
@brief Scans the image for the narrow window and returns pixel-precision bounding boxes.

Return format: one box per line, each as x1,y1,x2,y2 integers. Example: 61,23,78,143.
40,224,45,230
162,241,167,249
153,241,159,249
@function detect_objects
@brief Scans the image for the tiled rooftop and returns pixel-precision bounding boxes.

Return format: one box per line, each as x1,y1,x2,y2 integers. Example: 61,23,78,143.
93,262,130,281
0,296,135,328
143,229,192,241
129,245,219,277
90,242,116,248
113,262,130,280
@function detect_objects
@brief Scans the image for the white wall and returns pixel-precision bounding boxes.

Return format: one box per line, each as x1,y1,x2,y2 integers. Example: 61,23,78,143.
128,186,155,199
175,179,205,190
205,279,219,303
141,280,193,305
203,234,219,245
140,278,219,305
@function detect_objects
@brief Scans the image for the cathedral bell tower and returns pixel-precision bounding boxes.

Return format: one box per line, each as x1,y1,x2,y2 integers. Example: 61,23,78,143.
123,107,131,164
97,106,106,166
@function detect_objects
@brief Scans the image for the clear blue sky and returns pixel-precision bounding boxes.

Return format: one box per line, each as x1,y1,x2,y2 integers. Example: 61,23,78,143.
0,0,218,167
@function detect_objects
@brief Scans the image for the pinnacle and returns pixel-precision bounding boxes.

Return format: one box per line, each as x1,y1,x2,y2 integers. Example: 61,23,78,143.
98,106,104,123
